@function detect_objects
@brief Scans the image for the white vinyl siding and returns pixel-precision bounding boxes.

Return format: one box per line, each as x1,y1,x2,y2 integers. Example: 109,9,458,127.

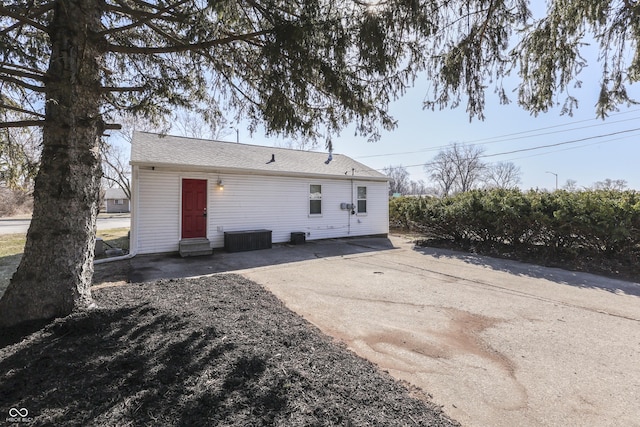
136,171,181,254
351,180,388,235
134,168,388,254
209,175,352,246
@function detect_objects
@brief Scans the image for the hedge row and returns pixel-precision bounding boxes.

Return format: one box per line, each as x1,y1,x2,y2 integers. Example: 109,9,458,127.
390,189,640,258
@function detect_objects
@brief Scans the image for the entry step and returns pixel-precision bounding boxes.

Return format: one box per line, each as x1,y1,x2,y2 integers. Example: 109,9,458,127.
179,238,213,257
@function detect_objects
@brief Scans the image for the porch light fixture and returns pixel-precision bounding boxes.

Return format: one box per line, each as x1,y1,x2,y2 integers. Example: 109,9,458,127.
217,179,224,190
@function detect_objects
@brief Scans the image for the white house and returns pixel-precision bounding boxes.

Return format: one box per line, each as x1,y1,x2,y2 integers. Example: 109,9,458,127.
129,131,389,255
103,187,130,213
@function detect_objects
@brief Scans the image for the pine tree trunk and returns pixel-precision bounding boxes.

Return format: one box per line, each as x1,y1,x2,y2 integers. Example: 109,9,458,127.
0,1,104,327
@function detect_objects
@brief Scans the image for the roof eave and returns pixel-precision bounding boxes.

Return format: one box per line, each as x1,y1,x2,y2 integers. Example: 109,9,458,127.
130,161,389,182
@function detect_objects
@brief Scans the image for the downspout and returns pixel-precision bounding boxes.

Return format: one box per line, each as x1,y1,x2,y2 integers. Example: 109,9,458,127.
94,164,139,264
94,245,136,264
348,168,354,235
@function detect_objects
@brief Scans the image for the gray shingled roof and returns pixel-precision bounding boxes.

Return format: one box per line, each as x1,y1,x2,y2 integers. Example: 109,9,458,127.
104,187,128,200
130,131,387,181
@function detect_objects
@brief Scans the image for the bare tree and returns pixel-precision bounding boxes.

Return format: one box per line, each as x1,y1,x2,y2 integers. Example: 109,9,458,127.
0,119,40,215
274,137,318,151
0,115,40,193
101,112,166,201
425,150,457,197
111,112,168,144
484,161,522,189
383,165,410,196
562,179,579,191
426,143,486,196
408,179,430,196
452,143,486,192
172,109,235,141
592,178,628,191
101,143,131,200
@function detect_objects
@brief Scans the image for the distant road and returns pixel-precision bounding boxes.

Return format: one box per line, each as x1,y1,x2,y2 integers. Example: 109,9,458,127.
0,215,130,235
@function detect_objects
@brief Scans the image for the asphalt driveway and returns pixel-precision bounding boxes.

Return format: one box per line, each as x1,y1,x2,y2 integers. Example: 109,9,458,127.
236,235,640,427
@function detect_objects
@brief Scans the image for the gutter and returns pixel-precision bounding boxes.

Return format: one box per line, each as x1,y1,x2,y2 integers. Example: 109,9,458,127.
130,162,389,182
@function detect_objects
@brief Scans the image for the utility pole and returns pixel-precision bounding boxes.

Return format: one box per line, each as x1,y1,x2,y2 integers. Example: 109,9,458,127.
229,126,239,143
546,171,558,190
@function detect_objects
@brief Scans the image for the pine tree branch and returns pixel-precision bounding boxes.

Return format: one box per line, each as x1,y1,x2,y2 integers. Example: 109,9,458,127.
0,104,45,118
128,0,178,11
0,62,46,76
622,0,640,16
0,5,49,33
111,0,187,19
105,29,272,54
0,2,54,36
100,0,190,35
0,66,46,82
0,120,45,128
100,86,145,92
0,121,120,129
0,75,46,92
103,2,185,24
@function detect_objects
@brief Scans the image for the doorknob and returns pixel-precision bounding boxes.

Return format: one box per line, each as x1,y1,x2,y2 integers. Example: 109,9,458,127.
203,208,207,217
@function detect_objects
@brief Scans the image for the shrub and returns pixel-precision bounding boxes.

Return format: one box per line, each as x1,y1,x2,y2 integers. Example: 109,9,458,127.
390,189,640,260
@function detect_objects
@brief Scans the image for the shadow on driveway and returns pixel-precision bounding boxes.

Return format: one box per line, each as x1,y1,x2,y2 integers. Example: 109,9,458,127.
413,245,640,297
125,237,397,284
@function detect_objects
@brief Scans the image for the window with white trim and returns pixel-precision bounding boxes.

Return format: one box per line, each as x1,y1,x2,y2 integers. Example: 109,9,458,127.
309,184,322,215
115,199,124,205
357,186,367,214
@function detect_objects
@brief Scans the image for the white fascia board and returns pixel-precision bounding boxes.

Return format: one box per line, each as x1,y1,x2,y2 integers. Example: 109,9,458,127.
129,161,389,182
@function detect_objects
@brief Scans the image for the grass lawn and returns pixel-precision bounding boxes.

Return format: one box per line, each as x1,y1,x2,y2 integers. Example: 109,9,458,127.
96,227,130,254
0,228,129,296
0,234,27,297
0,233,26,258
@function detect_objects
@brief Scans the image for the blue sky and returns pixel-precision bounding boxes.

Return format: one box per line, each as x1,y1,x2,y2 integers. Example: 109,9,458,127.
236,78,640,191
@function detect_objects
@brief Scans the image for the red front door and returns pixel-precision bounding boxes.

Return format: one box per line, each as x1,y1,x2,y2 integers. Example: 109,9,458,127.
182,179,207,238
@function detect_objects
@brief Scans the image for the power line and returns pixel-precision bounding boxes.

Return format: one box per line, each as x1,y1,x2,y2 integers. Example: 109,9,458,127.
359,127,640,173
472,116,640,145
502,133,639,162
463,108,640,144
355,108,640,160
481,127,640,158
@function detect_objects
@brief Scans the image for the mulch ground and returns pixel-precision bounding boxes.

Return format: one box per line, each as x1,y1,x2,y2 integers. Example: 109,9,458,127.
0,275,459,426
